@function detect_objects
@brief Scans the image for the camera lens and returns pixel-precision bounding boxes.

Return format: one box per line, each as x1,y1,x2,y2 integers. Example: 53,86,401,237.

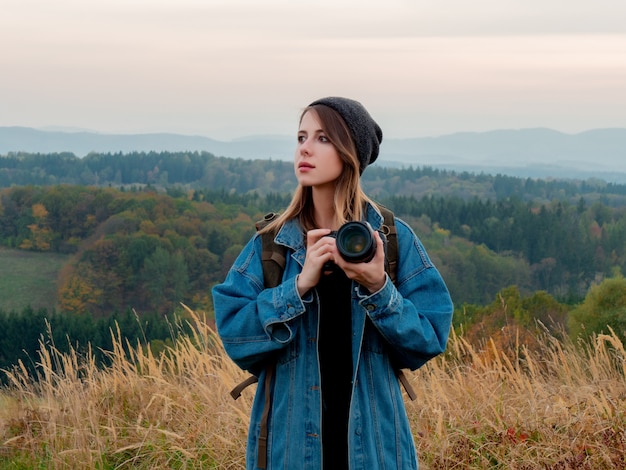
336,221,376,263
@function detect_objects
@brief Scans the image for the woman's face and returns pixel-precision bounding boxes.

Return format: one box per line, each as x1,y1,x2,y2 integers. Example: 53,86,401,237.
294,110,344,189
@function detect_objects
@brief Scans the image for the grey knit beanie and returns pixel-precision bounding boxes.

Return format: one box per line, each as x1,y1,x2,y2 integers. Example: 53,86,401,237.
309,96,383,174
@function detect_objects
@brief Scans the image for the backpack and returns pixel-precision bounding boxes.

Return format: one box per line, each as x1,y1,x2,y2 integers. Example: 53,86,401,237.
229,205,415,468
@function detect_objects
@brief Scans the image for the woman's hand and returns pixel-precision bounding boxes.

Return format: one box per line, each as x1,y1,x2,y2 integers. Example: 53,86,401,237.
296,228,335,296
334,230,387,293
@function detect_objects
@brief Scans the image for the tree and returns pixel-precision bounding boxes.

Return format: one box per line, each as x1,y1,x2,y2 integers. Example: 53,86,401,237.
58,271,104,315
568,274,626,344
19,203,53,251
141,247,189,314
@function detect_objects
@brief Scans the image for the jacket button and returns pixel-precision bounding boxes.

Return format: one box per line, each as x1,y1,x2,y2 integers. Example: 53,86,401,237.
365,304,376,311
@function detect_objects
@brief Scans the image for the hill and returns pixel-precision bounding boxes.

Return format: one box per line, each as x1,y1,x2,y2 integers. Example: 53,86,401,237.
2,179,626,314
2,126,626,182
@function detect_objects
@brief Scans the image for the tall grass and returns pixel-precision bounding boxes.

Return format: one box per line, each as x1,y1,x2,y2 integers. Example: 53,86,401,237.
410,328,625,469
1,309,624,469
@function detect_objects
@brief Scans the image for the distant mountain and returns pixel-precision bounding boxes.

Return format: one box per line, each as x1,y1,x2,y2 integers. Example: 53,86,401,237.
383,128,626,182
0,126,293,161
1,126,625,181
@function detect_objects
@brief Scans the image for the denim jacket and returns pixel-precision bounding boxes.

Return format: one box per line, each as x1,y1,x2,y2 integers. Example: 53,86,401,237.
212,203,453,469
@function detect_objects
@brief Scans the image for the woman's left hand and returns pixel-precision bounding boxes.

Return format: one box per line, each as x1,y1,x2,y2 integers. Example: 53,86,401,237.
333,230,387,293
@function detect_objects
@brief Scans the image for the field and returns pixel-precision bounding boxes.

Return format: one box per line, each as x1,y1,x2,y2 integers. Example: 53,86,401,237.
0,308,624,469
0,248,70,312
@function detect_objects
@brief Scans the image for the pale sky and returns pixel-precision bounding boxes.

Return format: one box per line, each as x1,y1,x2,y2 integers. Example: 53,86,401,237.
2,0,626,140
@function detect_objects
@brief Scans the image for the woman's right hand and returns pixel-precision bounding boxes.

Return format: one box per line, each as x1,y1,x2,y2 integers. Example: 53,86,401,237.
296,228,335,296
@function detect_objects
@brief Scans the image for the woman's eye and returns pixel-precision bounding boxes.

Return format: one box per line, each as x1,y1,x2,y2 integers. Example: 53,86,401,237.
318,135,329,142
297,135,306,143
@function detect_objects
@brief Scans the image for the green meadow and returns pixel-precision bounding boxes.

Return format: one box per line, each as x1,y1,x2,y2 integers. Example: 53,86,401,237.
0,248,70,312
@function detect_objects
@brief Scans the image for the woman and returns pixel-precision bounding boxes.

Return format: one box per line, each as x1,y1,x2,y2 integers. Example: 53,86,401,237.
212,97,453,469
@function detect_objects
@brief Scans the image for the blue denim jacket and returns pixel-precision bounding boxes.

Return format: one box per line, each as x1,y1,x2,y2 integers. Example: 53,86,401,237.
212,203,453,469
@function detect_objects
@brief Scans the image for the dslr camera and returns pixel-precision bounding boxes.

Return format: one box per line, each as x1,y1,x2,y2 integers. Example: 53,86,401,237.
324,221,385,271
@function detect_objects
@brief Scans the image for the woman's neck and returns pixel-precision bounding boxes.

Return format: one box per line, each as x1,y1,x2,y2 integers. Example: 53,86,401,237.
312,187,337,230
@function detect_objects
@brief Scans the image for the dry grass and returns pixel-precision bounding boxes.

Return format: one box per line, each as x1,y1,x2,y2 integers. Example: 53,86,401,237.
0,308,251,469
410,329,626,469
0,309,624,469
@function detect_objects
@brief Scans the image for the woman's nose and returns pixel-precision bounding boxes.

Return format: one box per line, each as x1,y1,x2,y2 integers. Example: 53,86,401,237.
299,138,311,155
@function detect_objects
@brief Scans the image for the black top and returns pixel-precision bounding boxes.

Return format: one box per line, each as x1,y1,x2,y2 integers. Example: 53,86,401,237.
317,268,353,470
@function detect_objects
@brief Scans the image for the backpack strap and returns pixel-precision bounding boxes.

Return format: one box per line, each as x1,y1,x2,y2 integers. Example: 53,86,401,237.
231,212,283,468
231,365,275,470
397,370,417,401
255,212,287,288
374,204,418,400
256,363,274,469
230,375,258,400
376,204,398,285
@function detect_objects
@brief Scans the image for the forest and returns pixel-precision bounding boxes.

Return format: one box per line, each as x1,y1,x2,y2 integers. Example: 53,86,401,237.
3,149,626,204
1,150,626,376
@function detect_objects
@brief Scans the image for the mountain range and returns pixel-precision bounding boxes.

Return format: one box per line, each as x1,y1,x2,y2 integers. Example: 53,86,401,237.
2,126,625,182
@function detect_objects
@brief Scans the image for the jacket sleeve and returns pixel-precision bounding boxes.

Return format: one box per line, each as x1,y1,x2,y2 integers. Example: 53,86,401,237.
211,234,308,374
357,218,454,370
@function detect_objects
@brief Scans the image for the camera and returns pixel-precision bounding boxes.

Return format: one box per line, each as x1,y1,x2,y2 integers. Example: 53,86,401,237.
324,221,381,272
331,221,378,263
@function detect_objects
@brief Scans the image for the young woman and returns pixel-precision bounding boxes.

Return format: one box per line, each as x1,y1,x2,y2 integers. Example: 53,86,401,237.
212,97,454,469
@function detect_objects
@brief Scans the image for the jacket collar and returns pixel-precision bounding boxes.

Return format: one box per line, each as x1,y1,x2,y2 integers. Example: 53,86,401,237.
273,201,384,253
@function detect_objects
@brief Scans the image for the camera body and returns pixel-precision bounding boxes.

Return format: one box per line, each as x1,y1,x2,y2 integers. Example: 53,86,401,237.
324,221,385,271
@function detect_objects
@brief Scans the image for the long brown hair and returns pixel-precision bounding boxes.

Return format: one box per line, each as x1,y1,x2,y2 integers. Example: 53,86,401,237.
260,104,374,234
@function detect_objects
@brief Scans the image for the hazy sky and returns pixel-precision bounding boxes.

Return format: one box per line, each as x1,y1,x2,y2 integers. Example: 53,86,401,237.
2,0,626,140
